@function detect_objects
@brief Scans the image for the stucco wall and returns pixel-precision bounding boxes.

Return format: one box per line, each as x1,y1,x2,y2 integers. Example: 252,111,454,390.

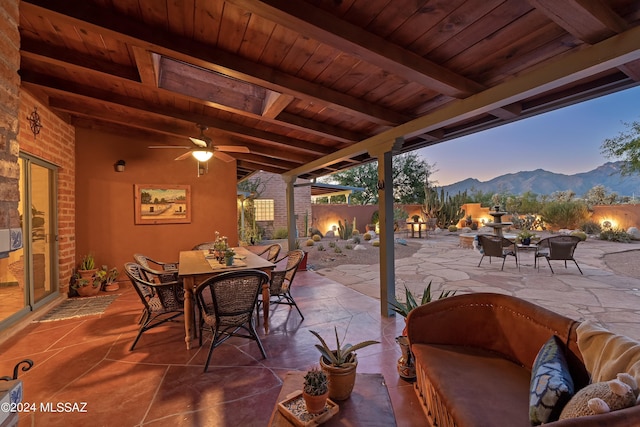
75,128,239,282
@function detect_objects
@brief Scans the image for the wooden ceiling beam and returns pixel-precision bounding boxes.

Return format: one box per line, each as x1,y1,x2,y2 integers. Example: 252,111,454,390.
21,0,410,126
285,24,640,176
262,90,294,119
131,46,160,86
237,160,288,175
20,30,363,143
619,59,640,82
529,0,628,44
21,70,335,156
225,0,484,98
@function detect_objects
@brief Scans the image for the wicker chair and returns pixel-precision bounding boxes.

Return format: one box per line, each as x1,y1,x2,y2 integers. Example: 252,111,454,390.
124,262,185,351
256,243,282,262
535,235,583,274
195,269,270,372
257,249,306,322
192,242,216,250
133,253,179,283
477,234,518,271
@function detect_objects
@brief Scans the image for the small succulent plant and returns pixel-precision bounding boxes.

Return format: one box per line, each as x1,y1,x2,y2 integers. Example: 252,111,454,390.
303,367,328,396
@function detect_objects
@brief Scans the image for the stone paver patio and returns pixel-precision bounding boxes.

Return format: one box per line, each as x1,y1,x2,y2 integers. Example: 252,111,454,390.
316,233,640,340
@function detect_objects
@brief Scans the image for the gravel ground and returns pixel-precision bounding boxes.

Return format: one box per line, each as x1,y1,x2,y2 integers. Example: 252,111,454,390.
604,249,640,278
304,236,422,270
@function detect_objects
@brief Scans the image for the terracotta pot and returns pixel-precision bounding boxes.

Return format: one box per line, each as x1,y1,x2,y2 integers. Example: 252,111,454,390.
78,268,97,280
76,285,100,297
319,354,357,401
302,391,328,414
298,251,308,271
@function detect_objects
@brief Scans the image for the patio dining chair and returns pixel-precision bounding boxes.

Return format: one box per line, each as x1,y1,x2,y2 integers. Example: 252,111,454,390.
133,253,179,283
192,242,216,250
124,262,185,351
256,249,306,322
477,234,518,271
535,235,583,274
195,269,270,372
256,243,281,262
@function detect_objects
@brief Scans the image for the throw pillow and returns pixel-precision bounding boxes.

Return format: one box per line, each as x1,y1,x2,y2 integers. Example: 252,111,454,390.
529,335,575,425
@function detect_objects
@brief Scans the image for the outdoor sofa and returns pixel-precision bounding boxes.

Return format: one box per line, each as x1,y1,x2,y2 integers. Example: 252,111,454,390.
407,292,640,426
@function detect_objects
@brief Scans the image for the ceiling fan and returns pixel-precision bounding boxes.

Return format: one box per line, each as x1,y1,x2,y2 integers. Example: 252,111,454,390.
148,125,249,162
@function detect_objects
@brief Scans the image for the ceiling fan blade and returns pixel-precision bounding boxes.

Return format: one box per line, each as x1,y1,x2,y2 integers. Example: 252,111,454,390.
215,145,250,153
174,151,194,161
213,151,235,162
189,136,208,148
148,145,190,149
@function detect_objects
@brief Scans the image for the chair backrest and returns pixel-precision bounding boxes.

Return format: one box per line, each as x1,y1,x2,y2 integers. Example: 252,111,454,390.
192,242,216,250
132,254,176,283
195,270,269,322
262,244,282,262
477,235,512,257
270,249,305,293
547,235,581,260
124,262,181,308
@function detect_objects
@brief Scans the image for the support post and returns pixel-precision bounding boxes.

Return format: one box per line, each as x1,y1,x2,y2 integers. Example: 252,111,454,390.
370,137,403,317
283,175,297,251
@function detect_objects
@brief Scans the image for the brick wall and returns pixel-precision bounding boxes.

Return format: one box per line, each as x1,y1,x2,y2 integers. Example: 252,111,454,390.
0,0,20,230
250,171,311,238
19,92,76,293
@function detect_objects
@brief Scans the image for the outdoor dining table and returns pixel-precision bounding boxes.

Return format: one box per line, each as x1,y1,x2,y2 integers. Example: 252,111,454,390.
178,247,275,350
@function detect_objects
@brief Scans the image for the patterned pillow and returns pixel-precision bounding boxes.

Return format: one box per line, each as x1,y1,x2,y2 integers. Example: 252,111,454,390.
529,335,575,425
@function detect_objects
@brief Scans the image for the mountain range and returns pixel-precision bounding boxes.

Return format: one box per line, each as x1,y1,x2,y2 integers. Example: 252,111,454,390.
441,161,640,197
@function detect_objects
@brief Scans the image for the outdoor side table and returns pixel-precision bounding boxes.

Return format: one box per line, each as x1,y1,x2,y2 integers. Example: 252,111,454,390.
516,243,538,270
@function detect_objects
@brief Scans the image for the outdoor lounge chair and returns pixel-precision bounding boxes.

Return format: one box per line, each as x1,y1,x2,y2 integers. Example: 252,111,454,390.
257,249,306,322
535,235,583,274
124,262,185,351
477,234,518,271
195,269,270,372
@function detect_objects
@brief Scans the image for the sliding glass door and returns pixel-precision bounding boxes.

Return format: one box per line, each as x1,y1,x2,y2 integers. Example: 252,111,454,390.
0,155,58,325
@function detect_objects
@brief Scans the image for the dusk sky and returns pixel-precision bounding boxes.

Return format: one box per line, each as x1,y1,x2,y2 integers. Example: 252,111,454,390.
418,85,640,186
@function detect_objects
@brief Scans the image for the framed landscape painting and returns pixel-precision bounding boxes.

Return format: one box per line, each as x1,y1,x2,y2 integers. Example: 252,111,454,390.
134,184,191,225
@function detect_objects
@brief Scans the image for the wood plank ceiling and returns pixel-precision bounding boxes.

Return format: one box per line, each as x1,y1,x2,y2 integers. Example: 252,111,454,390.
19,0,640,180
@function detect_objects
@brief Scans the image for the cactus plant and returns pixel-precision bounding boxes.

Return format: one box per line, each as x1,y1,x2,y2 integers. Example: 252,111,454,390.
303,366,329,396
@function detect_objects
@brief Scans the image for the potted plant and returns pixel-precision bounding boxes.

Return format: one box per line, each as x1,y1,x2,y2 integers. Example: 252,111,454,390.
411,214,421,223
310,327,379,400
224,247,236,266
78,253,97,280
98,267,119,292
302,366,329,414
517,230,536,246
389,282,456,380
71,272,100,297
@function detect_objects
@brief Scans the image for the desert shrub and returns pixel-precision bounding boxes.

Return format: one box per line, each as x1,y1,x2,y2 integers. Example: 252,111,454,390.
580,220,602,235
305,239,315,246
344,244,353,250
329,241,336,248
272,227,289,239
448,225,458,232
317,244,325,251
570,231,587,241
540,201,589,230
599,229,631,243
352,235,361,244
363,233,372,241
334,246,343,253
312,234,322,242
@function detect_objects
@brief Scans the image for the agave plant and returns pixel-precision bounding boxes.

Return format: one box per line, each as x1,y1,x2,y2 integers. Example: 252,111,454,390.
310,327,379,368
389,281,456,318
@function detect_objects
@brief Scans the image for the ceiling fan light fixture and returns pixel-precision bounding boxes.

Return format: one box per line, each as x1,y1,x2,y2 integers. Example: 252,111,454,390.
192,150,213,162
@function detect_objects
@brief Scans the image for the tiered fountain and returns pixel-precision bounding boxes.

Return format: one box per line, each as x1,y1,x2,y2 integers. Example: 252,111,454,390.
484,206,512,237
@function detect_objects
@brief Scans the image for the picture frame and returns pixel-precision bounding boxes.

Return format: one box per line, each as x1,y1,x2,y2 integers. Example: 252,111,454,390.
134,184,191,225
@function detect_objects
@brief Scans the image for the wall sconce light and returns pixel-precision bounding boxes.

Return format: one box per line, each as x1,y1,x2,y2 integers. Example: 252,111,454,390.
197,161,208,177
114,160,126,172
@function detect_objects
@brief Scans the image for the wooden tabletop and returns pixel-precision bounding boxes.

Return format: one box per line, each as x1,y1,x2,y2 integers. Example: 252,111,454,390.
178,247,275,276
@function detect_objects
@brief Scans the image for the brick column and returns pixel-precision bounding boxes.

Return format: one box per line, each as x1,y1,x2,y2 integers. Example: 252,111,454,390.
0,0,20,231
